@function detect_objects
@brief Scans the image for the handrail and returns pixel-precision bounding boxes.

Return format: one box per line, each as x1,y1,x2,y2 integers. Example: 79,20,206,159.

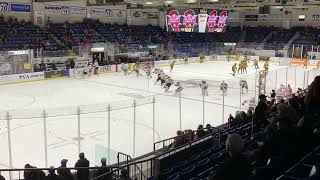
117,152,147,179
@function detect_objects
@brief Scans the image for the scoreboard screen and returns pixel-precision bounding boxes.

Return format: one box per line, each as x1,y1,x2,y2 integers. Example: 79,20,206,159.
166,9,228,33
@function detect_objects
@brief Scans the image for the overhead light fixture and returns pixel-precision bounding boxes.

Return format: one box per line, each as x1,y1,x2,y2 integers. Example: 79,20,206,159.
165,0,174,4
145,2,153,4
209,0,219,2
187,0,197,3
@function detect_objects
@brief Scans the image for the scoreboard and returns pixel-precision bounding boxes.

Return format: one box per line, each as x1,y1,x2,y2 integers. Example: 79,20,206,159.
166,9,228,33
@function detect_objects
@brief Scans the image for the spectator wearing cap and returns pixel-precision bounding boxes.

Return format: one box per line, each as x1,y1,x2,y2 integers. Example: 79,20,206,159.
95,158,112,180
57,159,73,180
254,94,268,131
210,134,252,180
46,166,60,180
75,153,90,180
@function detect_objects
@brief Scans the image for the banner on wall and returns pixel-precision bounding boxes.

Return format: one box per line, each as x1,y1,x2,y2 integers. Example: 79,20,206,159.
34,11,44,26
69,6,86,16
0,2,9,12
10,3,31,13
87,7,125,18
44,4,69,15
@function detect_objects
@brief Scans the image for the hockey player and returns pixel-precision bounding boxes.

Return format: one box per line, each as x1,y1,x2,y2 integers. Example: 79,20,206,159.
242,60,248,73
253,58,259,69
199,80,208,96
264,61,269,72
87,62,93,76
145,66,152,78
184,56,189,65
131,63,142,76
238,62,243,73
317,60,320,68
170,60,176,72
240,79,248,94
242,97,257,111
303,59,308,69
220,81,228,95
164,76,174,92
276,84,286,101
155,71,164,85
284,84,293,100
121,63,129,75
93,61,99,75
175,82,183,94
232,63,237,76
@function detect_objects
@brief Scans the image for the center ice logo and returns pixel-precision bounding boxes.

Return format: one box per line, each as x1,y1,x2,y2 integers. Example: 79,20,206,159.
183,9,197,28
167,10,181,32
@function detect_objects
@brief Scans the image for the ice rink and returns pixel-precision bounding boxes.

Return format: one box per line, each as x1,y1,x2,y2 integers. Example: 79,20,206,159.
0,60,319,173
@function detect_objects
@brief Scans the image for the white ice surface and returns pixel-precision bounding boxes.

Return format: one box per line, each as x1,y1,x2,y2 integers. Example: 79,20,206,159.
0,61,319,176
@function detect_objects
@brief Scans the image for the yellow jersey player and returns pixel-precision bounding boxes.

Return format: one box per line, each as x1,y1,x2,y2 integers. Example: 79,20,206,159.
238,62,243,73
264,61,269,72
243,61,248,73
170,60,176,72
317,60,320,68
232,63,237,76
253,59,259,69
184,56,189,65
235,53,240,61
303,59,308,69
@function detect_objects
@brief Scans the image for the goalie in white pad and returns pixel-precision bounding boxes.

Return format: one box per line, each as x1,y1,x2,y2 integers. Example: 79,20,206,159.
240,80,248,94
199,80,208,96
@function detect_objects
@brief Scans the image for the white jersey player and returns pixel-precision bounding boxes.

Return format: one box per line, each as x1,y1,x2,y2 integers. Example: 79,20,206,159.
220,81,228,94
199,80,208,96
240,80,248,94
93,61,99,75
175,82,183,94
121,63,129,75
145,66,152,78
284,84,293,100
164,77,174,92
131,63,142,76
86,63,93,76
276,84,286,101
242,97,257,111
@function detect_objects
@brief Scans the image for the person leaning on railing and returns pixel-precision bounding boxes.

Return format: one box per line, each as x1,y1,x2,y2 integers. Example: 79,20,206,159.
75,153,90,180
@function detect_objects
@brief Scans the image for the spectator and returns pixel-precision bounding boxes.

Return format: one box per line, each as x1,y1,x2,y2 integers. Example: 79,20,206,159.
210,134,252,180
205,124,213,135
0,174,5,180
172,130,185,148
119,169,131,180
24,164,46,180
95,158,112,180
75,153,90,180
195,125,206,139
254,94,268,130
184,129,195,143
57,159,73,180
304,76,320,116
228,114,234,128
46,166,60,180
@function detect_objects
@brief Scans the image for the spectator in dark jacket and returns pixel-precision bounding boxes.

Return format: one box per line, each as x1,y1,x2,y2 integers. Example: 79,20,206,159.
0,174,5,180
46,166,60,180
57,159,73,180
24,164,46,180
119,169,131,180
75,153,90,180
210,134,252,180
95,158,112,180
254,94,268,130
195,124,205,139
